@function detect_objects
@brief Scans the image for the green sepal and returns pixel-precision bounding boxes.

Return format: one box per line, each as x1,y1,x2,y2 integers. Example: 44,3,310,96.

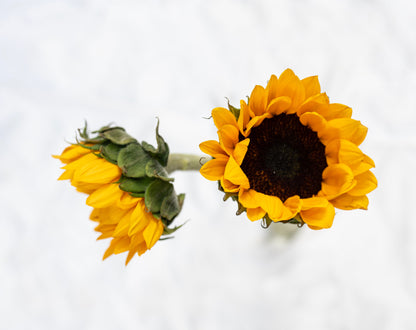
160,191,184,222
129,192,145,198
227,99,240,120
162,221,187,237
119,176,155,194
261,215,273,229
76,143,101,151
117,143,151,178
101,143,124,164
145,159,174,182
141,119,169,166
144,179,173,214
101,127,137,145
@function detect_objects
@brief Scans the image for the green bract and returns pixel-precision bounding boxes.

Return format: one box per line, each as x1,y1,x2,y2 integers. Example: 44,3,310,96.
77,121,184,237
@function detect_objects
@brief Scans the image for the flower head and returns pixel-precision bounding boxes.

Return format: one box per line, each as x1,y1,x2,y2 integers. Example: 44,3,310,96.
55,123,184,264
200,69,377,229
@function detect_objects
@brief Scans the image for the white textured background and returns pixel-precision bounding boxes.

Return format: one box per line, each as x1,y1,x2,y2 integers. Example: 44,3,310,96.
1,0,416,329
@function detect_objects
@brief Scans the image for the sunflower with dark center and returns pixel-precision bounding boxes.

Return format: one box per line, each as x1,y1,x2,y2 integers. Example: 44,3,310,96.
200,69,377,229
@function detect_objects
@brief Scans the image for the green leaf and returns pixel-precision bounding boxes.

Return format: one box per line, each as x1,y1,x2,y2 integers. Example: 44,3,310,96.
160,191,182,221
145,159,174,182
102,127,137,145
144,179,173,214
117,143,151,178
141,119,170,166
119,176,155,194
101,143,123,163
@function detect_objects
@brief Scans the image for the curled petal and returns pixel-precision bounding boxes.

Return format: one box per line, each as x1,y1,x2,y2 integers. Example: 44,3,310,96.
325,139,364,169
249,85,268,116
233,138,250,166
218,124,239,155
246,207,266,221
299,112,328,135
331,193,369,210
298,93,330,116
266,96,292,115
325,118,368,146
224,156,250,189
238,99,250,136
348,170,377,196
199,156,228,181
301,196,329,210
300,202,335,229
220,177,240,193
322,164,356,198
212,107,238,130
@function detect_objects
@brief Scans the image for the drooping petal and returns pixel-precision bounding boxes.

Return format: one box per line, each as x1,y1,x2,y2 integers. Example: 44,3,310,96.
301,196,329,210
325,118,368,146
281,195,302,220
238,99,251,136
113,209,134,237
199,156,228,181
73,156,121,184
325,139,364,168
299,111,328,135
246,207,266,221
53,144,91,164
220,177,240,193
212,107,238,130
298,93,330,116
128,200,152,236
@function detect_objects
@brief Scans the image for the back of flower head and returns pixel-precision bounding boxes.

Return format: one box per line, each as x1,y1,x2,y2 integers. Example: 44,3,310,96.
54,121,185,265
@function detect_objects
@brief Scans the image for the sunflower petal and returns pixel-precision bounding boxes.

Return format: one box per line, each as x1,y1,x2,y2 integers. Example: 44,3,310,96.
299,111,327,134
224,156,250,189
199,140,227,158
143,219,164,249
86,183,123,208
238,99,251,136
276,69,306,111
300,202,335,229
249,85,268,116
266,96,292,115
348,171,377,196
233,138,250,165
218,124,239,155
325,118,368,146
199,156,228,181
266,74,279,103
322,163,356,198
212,107,238,130
324,103,353,120
246,207,266,221
301,75,321,98
331,193,369,210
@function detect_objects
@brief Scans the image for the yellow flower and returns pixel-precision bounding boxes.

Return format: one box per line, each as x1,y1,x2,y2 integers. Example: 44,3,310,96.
55,144,165,264
200,69,377,229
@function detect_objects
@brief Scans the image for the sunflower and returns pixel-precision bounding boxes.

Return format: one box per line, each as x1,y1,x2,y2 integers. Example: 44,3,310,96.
200,69,377,229
55,124,184,264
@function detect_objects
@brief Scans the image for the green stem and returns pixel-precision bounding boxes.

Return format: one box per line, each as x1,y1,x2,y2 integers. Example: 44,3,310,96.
166,153,210,173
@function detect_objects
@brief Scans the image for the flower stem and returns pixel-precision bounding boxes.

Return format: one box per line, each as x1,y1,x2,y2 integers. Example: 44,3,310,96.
166,153,209,173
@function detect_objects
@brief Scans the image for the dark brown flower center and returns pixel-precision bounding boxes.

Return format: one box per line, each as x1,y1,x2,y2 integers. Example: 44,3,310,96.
240,113,327,202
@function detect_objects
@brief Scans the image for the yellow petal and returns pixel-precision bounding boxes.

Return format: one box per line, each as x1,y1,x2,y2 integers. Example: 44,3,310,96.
301,75,321,99
281,195,302,220
218,124,239,155
324,103,353,120
266,74,279,103
300,202,335,229
73,157,121,184
276,69,306,111
199,156,228,181
113,209,134,237
233,138,250,165
239,189,261,209
86,183,123,208
199,140,227,158
325,118,368,146
266,96,292,115
301,196,329,210
246,207,266,221
212,107,238,130
331,193,369,210
238,99,251,136
244,112,273,136
129,201,152,236
348,171,377,196
299,111,327,134
249,85,268,116
220,177,240,193
321,164,356,198
143,218,164,249
325,139,364,169
58,169,74,181
223,156,250,189
54,144,91,164
297,93,330,118
117,192,139,209
259,194,285,220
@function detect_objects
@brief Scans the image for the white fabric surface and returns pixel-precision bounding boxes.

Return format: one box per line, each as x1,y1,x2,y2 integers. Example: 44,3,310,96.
1,0,415,329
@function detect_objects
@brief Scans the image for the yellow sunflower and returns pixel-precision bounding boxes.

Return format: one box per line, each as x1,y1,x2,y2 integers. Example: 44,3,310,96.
55,124,184,264
200,69,377,229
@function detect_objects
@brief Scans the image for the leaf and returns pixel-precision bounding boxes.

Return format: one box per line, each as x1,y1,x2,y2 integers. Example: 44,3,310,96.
160,191,181,221
144,179,173,214
145,159,174,182
102,127,137,145
141,119,170,166
117,143,151,178
119,176,155,194
101,143,123,163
